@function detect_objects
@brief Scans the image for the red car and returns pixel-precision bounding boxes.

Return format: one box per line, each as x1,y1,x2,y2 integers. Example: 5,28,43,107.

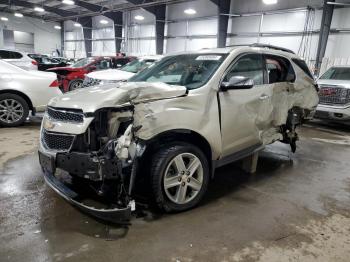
48,56,134,92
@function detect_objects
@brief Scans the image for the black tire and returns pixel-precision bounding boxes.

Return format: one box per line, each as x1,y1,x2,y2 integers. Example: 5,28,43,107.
0,93,29,127
150,142,210,212
68,79,83,91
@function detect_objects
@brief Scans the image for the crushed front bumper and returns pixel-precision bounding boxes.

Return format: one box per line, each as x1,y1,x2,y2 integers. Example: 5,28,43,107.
39,151,132,223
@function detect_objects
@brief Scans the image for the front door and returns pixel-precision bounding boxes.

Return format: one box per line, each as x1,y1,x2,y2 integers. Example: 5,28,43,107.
219,53,274,157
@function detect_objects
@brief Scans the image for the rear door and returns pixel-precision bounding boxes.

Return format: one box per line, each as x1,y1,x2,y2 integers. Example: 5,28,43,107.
219,53,274,157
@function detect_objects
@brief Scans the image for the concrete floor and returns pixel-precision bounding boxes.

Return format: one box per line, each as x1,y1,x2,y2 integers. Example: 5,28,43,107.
0,119,350,262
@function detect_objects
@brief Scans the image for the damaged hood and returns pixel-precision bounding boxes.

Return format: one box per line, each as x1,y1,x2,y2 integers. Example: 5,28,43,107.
49,82,187,113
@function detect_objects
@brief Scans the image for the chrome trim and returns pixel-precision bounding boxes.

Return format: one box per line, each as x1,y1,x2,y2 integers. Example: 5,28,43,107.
41,129,76,153
47,106,84,124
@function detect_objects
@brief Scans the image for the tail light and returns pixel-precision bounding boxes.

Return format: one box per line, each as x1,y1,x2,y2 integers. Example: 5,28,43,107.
31,60,38,66
49,80,59,87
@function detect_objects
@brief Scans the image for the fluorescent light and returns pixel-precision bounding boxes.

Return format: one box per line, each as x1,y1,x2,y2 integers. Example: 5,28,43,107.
1,17,8,21
263,0,278,5
54,25,62,30
34,7,45,12
74,22,81,27
14,13,23,18
62,0,75,5
134,15,145,21
184,8,197,15
100,19,108,24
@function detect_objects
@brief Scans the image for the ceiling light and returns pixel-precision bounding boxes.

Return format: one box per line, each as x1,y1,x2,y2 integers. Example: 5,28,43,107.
14,13,23,18
184,8,197,15
54,25,62,30
62,0,75,5
134,15,145,21
74,22,81,27
100,19,108,24
262,0,278,5
34,7,45,12
1,17,8,21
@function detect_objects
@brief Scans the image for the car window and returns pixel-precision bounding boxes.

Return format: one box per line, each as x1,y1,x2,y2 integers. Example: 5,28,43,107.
265,55,295,84
224,54,264,85
120,59,156,73
292,59,314,79
0,50,13,59
11,52,23,59
95,59,113,70
320,67,350,80
71,57,95,68
114,58,130,68
129,54,228,90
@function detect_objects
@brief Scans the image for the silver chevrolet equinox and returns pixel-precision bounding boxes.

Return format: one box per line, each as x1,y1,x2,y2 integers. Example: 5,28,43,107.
38,44,319,222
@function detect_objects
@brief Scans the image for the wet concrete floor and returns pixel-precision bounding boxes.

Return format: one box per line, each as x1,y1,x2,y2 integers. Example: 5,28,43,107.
0,119,350,262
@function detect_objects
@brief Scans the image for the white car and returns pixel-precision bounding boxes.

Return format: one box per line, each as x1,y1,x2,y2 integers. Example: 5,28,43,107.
0,49,38,70
0,60,62,127
83,55,163,87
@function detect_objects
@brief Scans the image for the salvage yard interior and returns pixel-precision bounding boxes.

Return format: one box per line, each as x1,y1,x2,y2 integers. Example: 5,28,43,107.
1,0,350,262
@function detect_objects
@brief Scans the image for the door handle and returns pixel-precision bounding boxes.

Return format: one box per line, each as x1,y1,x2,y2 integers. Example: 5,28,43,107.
259,94,270,100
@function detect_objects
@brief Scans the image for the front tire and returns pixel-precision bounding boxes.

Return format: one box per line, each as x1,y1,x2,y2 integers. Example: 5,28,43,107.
150,143,209,212
0,93,29,127
68,79,83,91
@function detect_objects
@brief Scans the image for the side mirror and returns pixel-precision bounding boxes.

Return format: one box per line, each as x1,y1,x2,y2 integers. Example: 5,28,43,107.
221,76,254,91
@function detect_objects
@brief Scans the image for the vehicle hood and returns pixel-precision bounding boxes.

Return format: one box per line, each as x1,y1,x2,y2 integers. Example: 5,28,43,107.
87,69,135,81
317,79,350,88
49,82,187,113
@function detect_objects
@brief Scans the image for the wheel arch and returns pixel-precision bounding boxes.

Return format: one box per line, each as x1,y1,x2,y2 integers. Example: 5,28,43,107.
0,89,34,111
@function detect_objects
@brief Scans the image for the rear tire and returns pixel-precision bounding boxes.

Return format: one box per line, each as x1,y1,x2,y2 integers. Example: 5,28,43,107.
69,79,83,91
150,142,209,212
0,93,29,127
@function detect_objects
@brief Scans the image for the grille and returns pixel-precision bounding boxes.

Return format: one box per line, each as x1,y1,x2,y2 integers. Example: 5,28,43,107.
318,86,350,105
42,130,75,151
83,77,102,87
47,107,84,123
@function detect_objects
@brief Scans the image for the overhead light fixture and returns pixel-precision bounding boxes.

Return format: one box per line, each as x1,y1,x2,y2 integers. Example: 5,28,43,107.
1,17,8,21
134,15,145,21
14,12,23,18
100,19,108,24
184,8,197,15
262,0,278,5
54,25,62,30
62,0,75,5
34,7,45,12
74,22,81,27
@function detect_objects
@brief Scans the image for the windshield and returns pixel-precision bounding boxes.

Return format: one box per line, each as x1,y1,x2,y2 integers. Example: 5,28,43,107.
320,67,350,80
120,59,156,73
129,54,227,90
71,57,95,68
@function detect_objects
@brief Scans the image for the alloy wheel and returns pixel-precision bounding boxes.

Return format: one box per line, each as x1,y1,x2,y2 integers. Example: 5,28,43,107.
0,99,24,124
163,153,204,204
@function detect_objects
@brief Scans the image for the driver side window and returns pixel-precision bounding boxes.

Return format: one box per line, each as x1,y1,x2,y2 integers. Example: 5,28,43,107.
224,54,264,86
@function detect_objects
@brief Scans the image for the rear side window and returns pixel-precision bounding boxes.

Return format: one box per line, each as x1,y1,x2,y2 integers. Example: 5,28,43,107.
265,55,296,84
292,59,314,79
0,50,22,59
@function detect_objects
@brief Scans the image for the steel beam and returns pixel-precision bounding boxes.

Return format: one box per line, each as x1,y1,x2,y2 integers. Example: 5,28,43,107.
0,0,77,17
73,0,109,13
315,0,335,74
78,17,93,57
60,21,65,56
211,0,231,48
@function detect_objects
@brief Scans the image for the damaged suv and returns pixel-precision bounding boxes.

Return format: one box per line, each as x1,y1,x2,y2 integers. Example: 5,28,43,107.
38,44,318,222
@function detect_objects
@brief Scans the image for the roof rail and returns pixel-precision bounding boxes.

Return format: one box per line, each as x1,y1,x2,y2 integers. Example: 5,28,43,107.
225,43,295,54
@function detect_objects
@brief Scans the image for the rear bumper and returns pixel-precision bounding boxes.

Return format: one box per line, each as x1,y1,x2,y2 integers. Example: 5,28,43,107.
315,104,350,122
39,150,132,223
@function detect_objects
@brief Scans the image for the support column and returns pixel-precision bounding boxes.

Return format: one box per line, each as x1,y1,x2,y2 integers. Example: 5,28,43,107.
78,17,93,57
211,0,231,48
60,21,64,56
315,0,335,75
145,4,166,54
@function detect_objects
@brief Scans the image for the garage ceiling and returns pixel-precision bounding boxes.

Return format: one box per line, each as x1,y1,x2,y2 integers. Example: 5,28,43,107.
0,0,188,21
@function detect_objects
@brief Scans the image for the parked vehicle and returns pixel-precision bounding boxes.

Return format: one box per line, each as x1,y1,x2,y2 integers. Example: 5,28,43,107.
28,54,68,71
38,44,319,222
315,66,350,124
83,55,163,87
0,49,38,70
0,60,62,127
47,56,134,92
